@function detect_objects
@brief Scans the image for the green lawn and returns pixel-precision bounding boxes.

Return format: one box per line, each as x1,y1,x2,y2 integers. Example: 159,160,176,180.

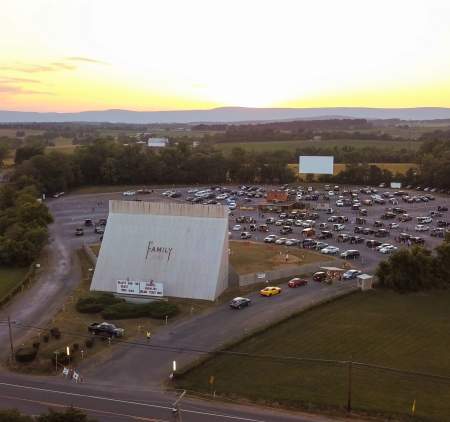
230,241,331,275
176,289,450,420
215,138,421,155
0,267,29,302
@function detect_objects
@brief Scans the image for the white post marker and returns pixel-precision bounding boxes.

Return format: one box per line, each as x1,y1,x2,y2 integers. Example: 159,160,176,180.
73,371,80,383
172,360,177,372
62,367,69,377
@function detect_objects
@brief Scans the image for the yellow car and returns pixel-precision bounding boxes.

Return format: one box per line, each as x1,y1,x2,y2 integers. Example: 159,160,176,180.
260,286,282,297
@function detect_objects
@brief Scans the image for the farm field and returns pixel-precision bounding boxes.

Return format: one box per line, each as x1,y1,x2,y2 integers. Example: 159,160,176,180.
215,138,422,155
0,266,29,302
229,240,331,275
288,162,418,177
176,289,450,420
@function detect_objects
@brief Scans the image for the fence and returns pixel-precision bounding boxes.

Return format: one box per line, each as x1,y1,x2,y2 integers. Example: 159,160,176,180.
238,260,336,287
177,356,450,421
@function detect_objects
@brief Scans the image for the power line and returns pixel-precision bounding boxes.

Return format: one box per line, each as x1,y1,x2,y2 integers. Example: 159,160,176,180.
3,320,450,383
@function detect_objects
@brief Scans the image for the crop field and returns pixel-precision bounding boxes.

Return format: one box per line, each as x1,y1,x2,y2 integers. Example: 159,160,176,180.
215,138,422,155
176,289,450,420
229,240,331,275
45,136,78,154
288,162,418,177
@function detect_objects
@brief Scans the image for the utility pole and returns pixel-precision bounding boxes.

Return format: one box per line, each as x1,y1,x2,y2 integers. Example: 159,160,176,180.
171,390,186,422
7,316,14,361
347,358,353,413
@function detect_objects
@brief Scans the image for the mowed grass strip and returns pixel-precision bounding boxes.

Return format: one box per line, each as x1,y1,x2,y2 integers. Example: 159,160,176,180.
229,240,330,275
216,138,421,155
176,290,450,420
0,266,29,302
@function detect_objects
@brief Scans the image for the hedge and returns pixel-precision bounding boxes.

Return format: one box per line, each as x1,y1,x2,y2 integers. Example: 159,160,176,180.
15,347,38,363
101,301,179,320
76,292,123,313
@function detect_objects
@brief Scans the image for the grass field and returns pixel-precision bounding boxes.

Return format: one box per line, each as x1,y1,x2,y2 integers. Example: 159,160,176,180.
216,138,421,155
0,267,29,302
229,241,332,275
176,289,450,420
288,162,418,177
0,128,44,138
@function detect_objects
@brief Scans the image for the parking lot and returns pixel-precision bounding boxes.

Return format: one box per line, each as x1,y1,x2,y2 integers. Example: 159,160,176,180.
51,183,450,278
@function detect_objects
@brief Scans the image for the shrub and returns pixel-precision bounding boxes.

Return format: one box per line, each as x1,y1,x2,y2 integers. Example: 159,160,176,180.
76,293,123,313
101,301,179,320
32,342,40,350
15,347,38,363
85,338,94,349
72,343,79,351
50,327,61,339
43,334,49,343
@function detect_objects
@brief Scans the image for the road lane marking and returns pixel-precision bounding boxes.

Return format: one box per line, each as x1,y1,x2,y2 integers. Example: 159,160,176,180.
0,382,267,421
0,394,167,421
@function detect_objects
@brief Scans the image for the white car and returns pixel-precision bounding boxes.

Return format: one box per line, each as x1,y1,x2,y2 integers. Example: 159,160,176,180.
336,200,344,207
275,237,288,245
232,224,242,231
389,222,399,229
216,193,228,200
123,191,136,196
294,220,303,226
376,243,393,252
333,224,345,231
228,203,237,210
321,246,340,255
161,190,174,196
187,188,200,193
379,245,398,254
415,224,429,232
264,234,278,243
275,220,284,226
285,238,299,246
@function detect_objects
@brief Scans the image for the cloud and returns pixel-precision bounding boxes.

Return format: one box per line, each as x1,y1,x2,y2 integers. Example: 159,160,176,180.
65,56,109,65
0,62,76,73
0,76,41,84
0,83,53,96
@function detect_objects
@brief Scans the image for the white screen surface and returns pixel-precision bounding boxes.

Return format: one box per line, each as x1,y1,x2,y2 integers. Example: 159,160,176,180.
299,156,334,175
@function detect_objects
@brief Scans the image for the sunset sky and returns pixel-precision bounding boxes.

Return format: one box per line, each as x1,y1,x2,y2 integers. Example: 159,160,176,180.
1,0,450,112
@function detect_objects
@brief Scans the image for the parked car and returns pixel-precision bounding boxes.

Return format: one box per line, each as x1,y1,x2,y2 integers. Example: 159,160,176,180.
285,238,300,246
229,297,251,309
75,227,84,236
260,286,282,297
94,225,104,234
340,249,360,259
343,269,362,279
232,224,242,231
379,245,398,254
275,237,288,245
88,322,124,337
240,231,252,239
321,245,340,255
264,235,278,243
430,228,445,237
366,239,382,248
288,278,308,288
415,224,429,232
312,271,327,282
84,219,93,227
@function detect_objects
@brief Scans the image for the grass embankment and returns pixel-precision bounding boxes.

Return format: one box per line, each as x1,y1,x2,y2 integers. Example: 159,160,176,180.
176,289,450,421
229,241,331,275
0,267,29,303
216,138,421,155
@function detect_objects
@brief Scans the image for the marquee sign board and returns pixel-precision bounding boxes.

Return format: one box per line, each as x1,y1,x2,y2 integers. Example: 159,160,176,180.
116,279,164,297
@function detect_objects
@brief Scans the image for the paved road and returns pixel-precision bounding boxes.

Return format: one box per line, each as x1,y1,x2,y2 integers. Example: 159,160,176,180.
0,372,338,422
80,277,357,387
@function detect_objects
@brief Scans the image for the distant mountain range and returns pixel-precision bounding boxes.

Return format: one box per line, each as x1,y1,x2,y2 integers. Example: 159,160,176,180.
1,107,450,124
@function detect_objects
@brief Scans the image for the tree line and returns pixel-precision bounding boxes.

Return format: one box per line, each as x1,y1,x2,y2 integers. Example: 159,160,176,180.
376,237,450,292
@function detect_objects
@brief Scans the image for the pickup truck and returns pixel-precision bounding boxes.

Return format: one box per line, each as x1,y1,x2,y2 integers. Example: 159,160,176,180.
88,322,124,337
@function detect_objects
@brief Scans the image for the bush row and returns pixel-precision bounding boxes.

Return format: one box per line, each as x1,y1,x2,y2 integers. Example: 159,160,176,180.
76,292,179,320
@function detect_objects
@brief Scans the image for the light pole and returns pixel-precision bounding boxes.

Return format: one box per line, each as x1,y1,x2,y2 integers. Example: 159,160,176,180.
66,346,71,368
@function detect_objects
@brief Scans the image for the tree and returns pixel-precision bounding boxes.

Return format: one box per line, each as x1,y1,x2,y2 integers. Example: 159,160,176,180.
14,142,46,164
376,246,437,292
0,407,97,422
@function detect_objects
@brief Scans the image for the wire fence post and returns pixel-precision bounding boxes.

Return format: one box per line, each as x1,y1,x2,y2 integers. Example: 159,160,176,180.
8,316,14,361
347,358,353,413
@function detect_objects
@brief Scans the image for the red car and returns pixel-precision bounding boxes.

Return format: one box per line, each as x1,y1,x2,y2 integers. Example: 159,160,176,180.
288,278,308,288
